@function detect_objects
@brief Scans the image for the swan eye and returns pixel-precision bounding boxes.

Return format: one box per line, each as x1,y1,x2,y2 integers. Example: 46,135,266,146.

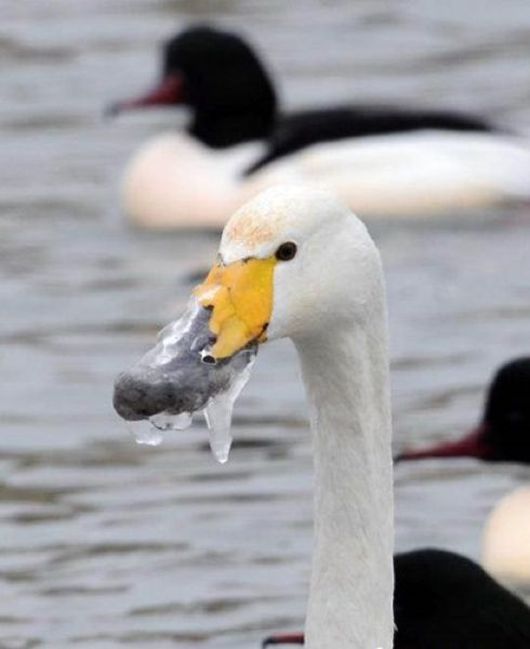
275,241,297,261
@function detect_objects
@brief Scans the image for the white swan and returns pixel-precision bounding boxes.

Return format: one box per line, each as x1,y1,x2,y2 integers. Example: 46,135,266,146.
181,185,530,647
172,184,396,646
113,185,530,647
122,130,530,229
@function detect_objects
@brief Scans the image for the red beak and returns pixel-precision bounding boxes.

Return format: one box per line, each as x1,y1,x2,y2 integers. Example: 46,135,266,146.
106,73,185,117
262,634,305,647
395,425,493,463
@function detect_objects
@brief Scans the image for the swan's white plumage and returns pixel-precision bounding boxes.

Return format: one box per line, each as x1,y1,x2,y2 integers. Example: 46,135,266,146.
219,186,394,649
482,486,530,587
121,131,530,228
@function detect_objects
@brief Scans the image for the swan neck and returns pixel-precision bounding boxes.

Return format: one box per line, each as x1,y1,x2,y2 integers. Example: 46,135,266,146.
296,316,394,649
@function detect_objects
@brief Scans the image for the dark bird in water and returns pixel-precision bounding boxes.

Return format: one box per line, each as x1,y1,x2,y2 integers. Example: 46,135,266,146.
110,25,494,170
397,357,530,465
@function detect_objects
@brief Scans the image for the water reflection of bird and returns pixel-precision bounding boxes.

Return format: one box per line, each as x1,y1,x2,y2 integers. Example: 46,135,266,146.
109,26,530,229
113,186,530,647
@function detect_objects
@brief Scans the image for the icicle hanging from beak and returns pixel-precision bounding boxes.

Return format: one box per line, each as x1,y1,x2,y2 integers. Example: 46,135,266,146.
203,352,255,463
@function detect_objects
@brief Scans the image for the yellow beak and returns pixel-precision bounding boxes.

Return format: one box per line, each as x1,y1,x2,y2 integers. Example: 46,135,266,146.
194,257,277,360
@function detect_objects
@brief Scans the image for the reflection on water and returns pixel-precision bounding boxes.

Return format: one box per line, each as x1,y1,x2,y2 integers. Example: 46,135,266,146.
1,1,530,647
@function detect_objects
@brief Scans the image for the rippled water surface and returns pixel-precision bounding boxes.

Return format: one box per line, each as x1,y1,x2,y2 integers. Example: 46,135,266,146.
2,1,530,647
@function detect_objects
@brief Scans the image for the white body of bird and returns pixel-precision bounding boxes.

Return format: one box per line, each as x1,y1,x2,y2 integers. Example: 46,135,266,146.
121,130,530,229
482,486,530,588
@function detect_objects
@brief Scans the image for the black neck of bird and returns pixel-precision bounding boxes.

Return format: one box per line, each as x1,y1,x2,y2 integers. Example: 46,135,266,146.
190,110,275,148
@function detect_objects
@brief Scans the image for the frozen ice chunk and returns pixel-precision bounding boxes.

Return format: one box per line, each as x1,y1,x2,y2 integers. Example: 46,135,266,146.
128,420,164,447
113,297,257,460
114,298,255,419
203,354,255,463
151,411,193,431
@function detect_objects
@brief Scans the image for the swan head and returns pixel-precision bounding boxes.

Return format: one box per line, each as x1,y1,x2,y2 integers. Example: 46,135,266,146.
108,25,277,147
113,185,381,422
196,184,381,356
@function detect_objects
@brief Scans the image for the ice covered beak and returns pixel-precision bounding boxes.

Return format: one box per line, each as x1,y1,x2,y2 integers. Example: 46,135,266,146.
112,251,277,461
194,257,276,361
113,301,253,421
112,298,257,462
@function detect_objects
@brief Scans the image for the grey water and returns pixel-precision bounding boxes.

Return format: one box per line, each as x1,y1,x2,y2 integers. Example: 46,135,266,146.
2,1,530,647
